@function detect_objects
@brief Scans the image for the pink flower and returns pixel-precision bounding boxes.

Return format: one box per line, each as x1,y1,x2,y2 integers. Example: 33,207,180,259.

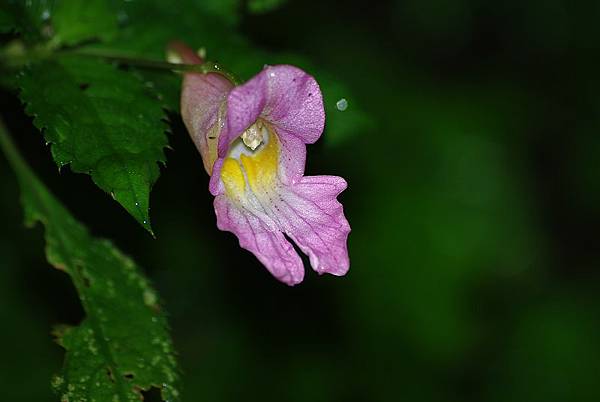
173,42,350,285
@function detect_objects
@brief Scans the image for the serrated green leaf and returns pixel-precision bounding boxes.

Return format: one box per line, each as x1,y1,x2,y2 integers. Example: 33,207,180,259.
19,54,168,232
52,0,118,45
0,121,181,402
137,69,182,113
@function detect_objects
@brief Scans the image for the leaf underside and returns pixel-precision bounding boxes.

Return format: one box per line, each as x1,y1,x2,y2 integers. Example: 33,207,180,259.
18,54,168,233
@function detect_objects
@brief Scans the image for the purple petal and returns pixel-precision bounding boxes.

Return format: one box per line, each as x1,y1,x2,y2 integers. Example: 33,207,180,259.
277,176,350,276
214,172,350,281
219,65,325,156
214,195,305,285
177,54,350,284
181,73,234,174
274,127,306,185
208,158,225,196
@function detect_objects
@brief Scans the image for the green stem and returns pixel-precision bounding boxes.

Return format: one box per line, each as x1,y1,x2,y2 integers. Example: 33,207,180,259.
0,41,240,85
0,118,28,178
67,47,240,84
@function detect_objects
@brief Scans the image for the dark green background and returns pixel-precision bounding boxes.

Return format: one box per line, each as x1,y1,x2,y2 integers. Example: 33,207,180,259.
2,0,600,401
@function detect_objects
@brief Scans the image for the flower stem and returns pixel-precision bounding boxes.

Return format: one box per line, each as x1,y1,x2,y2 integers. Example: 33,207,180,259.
67,47,240,84
0,117,32,185
0,41,240,85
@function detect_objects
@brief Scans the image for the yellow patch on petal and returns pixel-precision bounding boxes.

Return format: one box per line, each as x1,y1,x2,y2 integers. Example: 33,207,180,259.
240,130,279,192
220,125,280,200
221,157,246,197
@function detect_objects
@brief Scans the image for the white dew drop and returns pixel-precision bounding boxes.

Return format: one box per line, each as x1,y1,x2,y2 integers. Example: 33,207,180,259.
336,98,348,111
51,375,64,389
143,289,157,307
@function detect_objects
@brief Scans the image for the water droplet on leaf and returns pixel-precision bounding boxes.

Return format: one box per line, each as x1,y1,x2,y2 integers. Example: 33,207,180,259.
143,289,157,307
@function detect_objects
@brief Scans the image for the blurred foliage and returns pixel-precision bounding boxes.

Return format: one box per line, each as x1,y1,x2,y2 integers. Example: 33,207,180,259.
485,290,600,402
1,0,600,402
52,0,118,45
0,8,13,33
0,0,54,41
247,0,289,14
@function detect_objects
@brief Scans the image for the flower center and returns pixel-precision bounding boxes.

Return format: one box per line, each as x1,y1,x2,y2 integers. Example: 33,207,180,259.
241,120,266,150
220,121,280,200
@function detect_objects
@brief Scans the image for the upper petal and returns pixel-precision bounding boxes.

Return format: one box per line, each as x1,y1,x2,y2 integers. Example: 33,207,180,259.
219,65,325,157
275,127,306,184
